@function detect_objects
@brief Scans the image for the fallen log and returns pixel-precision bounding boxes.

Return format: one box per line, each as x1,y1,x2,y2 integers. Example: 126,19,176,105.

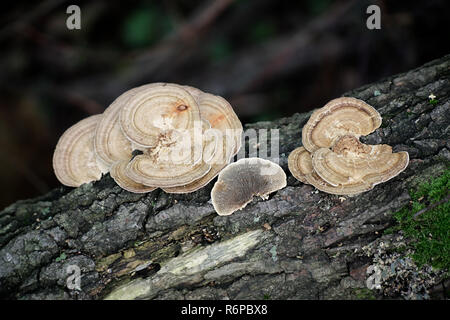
0,54,449,300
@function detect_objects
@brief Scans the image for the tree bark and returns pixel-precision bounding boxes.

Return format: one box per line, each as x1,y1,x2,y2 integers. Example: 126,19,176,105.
1,55,449,300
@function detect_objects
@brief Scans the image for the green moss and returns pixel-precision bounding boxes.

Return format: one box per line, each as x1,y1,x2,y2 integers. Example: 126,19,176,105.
55,252,67,262
429,99,438,105
387,168,450,270
353,288,376,300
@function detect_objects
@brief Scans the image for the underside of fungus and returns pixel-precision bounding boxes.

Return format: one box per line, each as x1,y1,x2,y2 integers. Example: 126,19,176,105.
288,97,409,195
52,83,243,193
211,158,287,216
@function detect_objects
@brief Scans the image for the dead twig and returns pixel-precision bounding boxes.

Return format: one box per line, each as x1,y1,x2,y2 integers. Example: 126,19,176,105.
413,193,450,220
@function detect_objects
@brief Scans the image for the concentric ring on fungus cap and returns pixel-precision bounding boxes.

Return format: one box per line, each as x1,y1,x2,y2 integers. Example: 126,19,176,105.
110,160,157,193
312,139,409,188
287,146,313,183
162,91,243,194
124,119,213,188
197,92,243,159
288,146,374,195
120,84,202,148
94,83,163,170
288,134,409,195
302,97,382,152
53,114,103,187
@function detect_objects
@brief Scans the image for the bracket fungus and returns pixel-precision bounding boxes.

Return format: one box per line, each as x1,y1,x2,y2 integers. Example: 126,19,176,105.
288,97,409,195
302,97,382,152
52,83,243,193
53,114,103,187
211,158,287,216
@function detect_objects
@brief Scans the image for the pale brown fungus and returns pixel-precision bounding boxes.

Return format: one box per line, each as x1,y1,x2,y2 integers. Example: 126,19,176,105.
211,158,286,216
53,114,103,187
53,83,243,194
289,97,409,195
302,97,382,153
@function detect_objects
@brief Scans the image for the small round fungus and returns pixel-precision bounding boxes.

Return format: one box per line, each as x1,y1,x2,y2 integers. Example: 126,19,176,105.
53,114,103,187
211,158,287,216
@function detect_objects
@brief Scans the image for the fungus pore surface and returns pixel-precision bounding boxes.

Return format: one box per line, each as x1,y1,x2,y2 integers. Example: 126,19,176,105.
211,158,287,216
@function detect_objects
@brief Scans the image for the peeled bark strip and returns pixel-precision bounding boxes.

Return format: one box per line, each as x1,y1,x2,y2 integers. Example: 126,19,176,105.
1,55,449,300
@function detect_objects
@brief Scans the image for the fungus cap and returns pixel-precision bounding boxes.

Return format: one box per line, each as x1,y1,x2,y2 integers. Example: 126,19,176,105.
120,84,202,148
287,146,313,183
124,121,214,188
197,92,243,159
211,158,286,216
312,136,409,188
53,114,103,187
302,97,382,152
162,93,243,193
288,146,375,195
126,154,211,188
110,160,156,193
94,83,162,169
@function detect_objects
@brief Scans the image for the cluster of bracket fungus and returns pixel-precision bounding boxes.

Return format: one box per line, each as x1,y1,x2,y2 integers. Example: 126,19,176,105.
53,83,243,193
288,97,409,195
211,158,287,216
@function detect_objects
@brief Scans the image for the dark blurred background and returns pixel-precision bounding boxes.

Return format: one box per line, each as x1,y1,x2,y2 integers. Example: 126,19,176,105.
0,0,449,209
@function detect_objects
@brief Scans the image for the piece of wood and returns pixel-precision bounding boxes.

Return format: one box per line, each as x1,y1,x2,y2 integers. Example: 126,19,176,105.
0,54,449,300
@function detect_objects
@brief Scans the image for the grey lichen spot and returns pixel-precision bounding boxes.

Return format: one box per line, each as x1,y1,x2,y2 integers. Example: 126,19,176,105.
269,245,278,262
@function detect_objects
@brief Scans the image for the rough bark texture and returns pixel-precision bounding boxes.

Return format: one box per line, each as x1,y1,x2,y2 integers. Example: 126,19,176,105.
1,55,449,300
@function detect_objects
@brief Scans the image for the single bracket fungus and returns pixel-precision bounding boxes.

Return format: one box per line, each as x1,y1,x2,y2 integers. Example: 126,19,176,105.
288,97,409,195
53,114,103,187
211,158,287,216
53,83,242,193
302,97,382,152
120,83,202,148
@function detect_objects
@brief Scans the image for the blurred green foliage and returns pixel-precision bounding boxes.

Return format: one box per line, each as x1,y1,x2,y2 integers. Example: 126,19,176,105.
121,5,173,48
307,0,332,15
208,38,232,62
248,20,276,44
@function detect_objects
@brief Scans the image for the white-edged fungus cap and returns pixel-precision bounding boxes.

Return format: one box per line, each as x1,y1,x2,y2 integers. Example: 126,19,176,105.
302,97,382,152
288,97,409,195
52,114,103,187
120,83,202,148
